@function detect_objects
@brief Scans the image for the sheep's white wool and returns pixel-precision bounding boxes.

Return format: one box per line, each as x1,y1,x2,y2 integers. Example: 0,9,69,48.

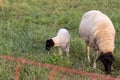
79,10,115,70
79,10,115,53
52,28,70,54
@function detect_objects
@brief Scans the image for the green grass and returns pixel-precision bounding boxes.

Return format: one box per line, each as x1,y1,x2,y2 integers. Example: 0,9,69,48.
0,0,120,80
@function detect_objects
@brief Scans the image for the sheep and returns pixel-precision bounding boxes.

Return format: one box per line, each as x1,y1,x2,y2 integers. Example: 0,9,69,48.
45,28,70,56
79,10,115,74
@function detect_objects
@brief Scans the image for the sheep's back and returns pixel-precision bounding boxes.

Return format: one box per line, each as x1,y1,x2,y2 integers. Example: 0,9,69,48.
79,10,104,42
79,10,115,52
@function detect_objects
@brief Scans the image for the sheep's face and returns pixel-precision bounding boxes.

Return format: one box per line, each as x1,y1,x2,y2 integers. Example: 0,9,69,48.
45,39,54,51
97,52,115,74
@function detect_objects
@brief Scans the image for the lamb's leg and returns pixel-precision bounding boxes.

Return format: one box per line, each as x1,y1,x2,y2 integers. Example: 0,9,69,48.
86,45,90,62
58,48,62,55
93,50,98,69
111,66,114,70
66,43,70,57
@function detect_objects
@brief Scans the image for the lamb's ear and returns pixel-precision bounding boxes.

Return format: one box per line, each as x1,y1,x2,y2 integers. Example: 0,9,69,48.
96,55,102,62
49,39,54,46
46,39,49,43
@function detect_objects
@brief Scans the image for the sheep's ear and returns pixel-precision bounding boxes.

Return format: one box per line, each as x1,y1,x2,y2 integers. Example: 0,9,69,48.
96,55,102,62
111,55,115,62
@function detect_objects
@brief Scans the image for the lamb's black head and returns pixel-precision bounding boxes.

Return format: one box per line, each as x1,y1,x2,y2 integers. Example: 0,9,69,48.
97,52,115,74
45,39,54,51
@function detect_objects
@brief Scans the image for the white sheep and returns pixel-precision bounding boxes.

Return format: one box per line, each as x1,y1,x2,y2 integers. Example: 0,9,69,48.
79,10,115,74
46,28,70,56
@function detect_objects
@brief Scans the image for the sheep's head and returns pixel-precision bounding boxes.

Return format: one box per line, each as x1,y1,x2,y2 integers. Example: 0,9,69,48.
97,52,115,74
45,39,54,51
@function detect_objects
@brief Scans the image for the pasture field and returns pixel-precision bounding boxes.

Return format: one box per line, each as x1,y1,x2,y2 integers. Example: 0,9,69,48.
0,0,120,80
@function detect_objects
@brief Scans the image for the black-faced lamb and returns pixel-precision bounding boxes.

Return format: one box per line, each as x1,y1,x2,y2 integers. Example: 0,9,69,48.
46,28,70,56
79,10,115,74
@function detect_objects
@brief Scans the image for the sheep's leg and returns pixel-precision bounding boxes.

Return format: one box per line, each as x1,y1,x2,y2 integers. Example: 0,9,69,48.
93,50,98,69
87,45,90,62
86,40,90,62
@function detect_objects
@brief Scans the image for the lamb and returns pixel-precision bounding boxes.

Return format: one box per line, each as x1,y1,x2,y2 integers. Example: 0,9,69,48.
79,10,115,74
45,28,70,56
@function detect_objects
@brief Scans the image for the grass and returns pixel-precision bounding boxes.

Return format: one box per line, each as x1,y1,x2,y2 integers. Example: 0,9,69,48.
0,0,120,80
